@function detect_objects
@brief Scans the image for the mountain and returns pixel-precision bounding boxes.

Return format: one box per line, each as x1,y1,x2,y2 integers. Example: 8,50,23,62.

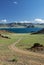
0,23,34,28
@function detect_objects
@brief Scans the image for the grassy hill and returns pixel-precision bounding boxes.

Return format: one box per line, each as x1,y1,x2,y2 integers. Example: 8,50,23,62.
0,31,44,65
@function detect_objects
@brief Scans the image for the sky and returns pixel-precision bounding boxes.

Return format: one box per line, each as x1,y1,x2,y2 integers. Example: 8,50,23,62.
0,0,44,23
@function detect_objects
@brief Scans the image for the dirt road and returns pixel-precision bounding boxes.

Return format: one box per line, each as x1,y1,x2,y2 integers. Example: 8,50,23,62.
9,38,44,65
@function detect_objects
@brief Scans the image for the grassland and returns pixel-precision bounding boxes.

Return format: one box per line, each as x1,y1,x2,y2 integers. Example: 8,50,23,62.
16,34,44,50
0,32,44,65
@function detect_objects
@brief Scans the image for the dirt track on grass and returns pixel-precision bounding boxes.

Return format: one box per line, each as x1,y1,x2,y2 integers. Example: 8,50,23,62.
9,38,44,57
8,38,44,65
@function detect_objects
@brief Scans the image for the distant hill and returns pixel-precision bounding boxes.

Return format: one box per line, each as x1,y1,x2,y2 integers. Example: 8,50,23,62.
0,22,44,28
37,28,44,33
0,23,34,28
32,28,44,34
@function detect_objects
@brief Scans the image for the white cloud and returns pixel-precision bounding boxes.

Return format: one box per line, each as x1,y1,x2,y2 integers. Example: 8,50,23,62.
1,19,7,23
16,21,31,23
17,19,44,23
34,18,44,23
24,21,31,23
13,1,18,5
0,18,44,24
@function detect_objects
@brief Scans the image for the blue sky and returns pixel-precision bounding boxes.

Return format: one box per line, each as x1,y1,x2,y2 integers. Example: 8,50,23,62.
0,0,44,23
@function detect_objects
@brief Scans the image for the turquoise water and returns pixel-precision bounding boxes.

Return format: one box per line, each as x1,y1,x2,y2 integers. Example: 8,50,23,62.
0,28,43,33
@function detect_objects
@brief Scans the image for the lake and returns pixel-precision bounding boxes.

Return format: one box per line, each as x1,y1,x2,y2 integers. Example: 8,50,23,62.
0,27,43,33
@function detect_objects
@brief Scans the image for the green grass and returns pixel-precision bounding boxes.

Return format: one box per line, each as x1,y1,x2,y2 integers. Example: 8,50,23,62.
0,32,23,65
0,32,44,50
16,34,44,50
0,32,44,65
0,33,44,50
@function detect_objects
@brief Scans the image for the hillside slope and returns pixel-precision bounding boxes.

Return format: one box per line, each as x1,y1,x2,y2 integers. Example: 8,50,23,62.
32,28,44,34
